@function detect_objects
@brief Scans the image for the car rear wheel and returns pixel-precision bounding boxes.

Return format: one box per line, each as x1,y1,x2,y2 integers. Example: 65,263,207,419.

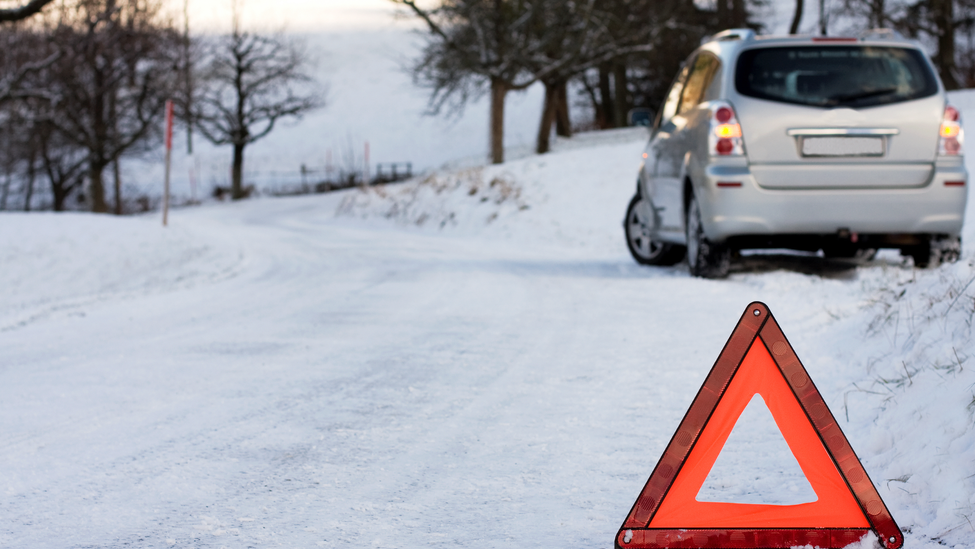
908,236,961,268
625,194,685,266
686,194,730,278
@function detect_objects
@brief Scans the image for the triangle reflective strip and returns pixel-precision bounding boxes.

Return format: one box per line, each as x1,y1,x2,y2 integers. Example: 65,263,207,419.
648,340,868,528
616,302,904,549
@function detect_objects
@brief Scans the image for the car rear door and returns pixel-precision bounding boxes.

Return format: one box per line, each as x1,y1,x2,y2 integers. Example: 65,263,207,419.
644,53,720,240
731,43,943,190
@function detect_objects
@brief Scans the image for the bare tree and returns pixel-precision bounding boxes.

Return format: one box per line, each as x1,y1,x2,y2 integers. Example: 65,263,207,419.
954,0,975,87
838,1,905,34
0,24,63,211
525,1,596,153
396,0,544,164
180,0,194,154
399,0,731,160
525,0,694,152
0,0,55,23
190,16,323,200
38,0,179,213
34,118,86,211
525,1,624,152
0,21,58,107
912,0,962,88
790,0,805,33
577,0,724,133
0,104,19,210
840,0,972,89
400,0,649,160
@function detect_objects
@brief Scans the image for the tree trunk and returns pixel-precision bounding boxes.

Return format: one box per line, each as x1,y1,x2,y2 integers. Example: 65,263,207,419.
113,159,122,215
0,171,10,211
598,64,614,129
579,72,605,129
490,77,507,164
819,0,827,36
53,192,64,212
52,180,67,212
789,0,804,34
717,0,729,24
613,62,628,128
91,62,108,213
536,81,560,154
731,0,747,28
184,14,194,155
555,81,572,137
89,161,109,213
934,0,959,89
870,0,886,28
24,153,35,212
41,136,69,212
232,142,246,199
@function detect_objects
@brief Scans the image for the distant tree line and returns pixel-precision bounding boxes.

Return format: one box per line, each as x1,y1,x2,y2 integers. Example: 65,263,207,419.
396,0,757,163
0,0,322,213
401,0,975,164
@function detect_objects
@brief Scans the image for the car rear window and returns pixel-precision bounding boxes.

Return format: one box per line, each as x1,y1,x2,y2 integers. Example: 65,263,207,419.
735,46,938,108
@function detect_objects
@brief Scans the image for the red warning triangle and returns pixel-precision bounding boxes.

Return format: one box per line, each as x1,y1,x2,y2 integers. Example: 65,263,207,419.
616,302,903,549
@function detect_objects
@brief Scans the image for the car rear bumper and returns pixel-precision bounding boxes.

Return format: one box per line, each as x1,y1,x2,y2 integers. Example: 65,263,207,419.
698,163,968,242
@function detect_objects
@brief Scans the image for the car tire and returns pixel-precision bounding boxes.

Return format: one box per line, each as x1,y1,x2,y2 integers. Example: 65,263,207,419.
686,194,730,278
625,194,685,266
909,236,961,268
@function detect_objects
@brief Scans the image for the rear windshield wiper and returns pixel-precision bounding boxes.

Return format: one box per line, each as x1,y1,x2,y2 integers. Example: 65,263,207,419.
827,87,899,105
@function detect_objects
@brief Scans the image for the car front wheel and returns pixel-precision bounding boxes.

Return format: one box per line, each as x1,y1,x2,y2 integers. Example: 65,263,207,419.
624,194,685,266
686,194,730,278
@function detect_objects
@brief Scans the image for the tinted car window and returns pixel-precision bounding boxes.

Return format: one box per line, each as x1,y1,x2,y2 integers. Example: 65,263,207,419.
703,65,723,102
654,64,690,130
735,46,938,108
679,54,720,114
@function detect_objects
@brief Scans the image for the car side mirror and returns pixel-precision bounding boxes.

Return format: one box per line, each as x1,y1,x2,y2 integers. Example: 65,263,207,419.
627,107,655,127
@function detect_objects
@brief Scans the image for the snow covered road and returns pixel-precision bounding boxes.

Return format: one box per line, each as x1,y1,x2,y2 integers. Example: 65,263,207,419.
2,130,975,548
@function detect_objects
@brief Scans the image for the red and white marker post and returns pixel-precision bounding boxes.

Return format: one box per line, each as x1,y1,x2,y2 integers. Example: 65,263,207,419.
163,99,174,227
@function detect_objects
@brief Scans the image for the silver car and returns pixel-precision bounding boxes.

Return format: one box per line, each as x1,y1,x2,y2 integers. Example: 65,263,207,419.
624,28,968,277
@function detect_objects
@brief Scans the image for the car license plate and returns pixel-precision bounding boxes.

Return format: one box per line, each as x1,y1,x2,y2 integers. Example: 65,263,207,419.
801,136,884,157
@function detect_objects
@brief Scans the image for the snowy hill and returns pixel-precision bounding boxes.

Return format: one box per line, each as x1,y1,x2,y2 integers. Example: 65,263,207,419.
129,21,548,203
2,97,975,549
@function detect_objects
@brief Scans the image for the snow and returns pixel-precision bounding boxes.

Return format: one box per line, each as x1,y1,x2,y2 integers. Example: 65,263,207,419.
3,73,975,549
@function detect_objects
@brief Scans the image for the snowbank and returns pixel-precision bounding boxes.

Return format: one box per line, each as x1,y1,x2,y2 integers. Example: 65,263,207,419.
335,127,648,254
0,212,242,332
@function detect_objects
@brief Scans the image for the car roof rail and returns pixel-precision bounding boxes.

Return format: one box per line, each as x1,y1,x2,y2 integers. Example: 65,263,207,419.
858,28,904,40
707,28,757,43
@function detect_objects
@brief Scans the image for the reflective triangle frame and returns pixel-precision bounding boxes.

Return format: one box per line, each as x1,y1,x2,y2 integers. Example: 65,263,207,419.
616,302,903,549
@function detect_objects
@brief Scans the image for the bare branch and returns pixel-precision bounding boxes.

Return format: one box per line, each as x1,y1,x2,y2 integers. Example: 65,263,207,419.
0,0,54,23
0,51,59,104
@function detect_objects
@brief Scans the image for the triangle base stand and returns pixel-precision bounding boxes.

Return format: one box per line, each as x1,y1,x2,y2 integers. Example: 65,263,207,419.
618,528,872,548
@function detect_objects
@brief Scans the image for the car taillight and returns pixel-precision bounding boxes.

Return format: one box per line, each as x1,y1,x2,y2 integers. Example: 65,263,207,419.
939,105,964,156
710,103,745,156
